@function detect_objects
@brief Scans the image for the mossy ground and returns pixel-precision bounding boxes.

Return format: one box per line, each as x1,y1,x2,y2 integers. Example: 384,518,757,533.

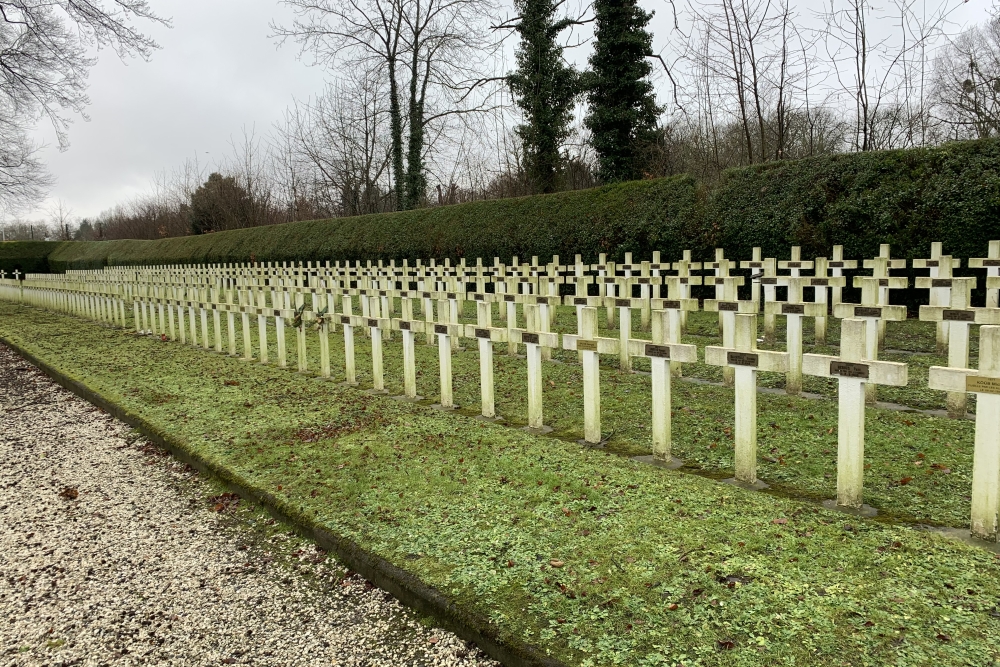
1,301,997,666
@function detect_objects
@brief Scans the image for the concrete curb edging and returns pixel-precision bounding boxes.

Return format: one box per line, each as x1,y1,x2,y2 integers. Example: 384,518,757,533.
0,334,566,667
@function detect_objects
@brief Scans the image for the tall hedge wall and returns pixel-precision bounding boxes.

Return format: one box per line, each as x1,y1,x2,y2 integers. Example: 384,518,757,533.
10,138,1000,273
44,175,702,271
0,241,73,276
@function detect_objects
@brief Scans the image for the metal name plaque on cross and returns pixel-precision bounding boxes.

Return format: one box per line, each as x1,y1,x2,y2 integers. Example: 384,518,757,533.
522,332,540,345
831,361,870,379
367,319,378,328
931,279,953,288
537,297,548,305
577,339,598,352
761,278,778,285
638,278,650,284
719,302,739,312
782,303,805,315
434,324,449,335
878,279,889,286
662,300,681,309
616,299,631,307
829,261,845,268
968,375,1000,395
504,295,515,302
341,316,352,324
475,328,490,339
680,278,689,284
812,279,829,286
943,309,975,322
574,298,588,305
855,307,882,318
984,259,1000,267
447,293,456,299
747,262,762,268
474,294,484,301
400,321,410,330
727,351,759,367
925,260,939,267
645,344,670,358
786,262,802,268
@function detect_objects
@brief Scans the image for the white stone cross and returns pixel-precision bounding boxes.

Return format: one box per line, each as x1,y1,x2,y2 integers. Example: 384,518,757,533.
650,296,699,377
778,246,814,279
918,278,996,418
704,276,754,387
462,300,509,419
431,312,464,410
763,276,828,395
508,303,561,431
929,326,1000,540
969,241,1000,308
835,277,908,405
739,247,765,313
913,245,963,352
671,250,702,332
802,318,908,510
862,245,908,347
810,258,847,345
602,295,646,371
562,306,623,445
705,314,789,488
390,317,426,400
828,245,858,307
627,309,698,466
339,295,358,386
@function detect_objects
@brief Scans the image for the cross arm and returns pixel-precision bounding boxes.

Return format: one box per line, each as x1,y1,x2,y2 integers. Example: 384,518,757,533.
833,304,907,321
463,324,509,342
663,276,704,287
627,339,698,363
562,334,620,354
778,260,815,270
913,258,962,269
802,354,907,386
429,322,466,337
704,346,789,372
604,296,646,309
919,306,1000,325
703,276,745,287
827,260,858,269
705,299,757,313
928,365,979,393
990,277,1000,290
508,329,560,348
565,295,604,307
915,277,977,290
969,258,1000,269
650,298,699,311
863,259,908,269
764,301,827,317
853,276,909,289
625,276,663,287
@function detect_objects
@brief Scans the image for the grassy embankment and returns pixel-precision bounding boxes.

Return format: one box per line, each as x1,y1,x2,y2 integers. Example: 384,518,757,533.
0,301,996,666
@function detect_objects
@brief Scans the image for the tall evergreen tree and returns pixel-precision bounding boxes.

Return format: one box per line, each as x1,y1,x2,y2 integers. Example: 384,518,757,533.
508,0,580,193
584,0,662,182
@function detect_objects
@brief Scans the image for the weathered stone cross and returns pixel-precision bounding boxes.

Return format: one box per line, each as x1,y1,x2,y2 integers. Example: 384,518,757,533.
929,326,1000,540
970,240,1000,309
705,314,789,488
803,318,908,511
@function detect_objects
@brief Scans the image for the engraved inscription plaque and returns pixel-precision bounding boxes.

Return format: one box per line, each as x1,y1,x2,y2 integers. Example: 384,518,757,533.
931,279,952,288
811,279,829,287
968,375,1000,394
718,302,739,311
434,324,448,335
341,316,351,325
878,279,889,286
645,344,670,358
577,339,598,352
615,298,630,307
662,300,681,309
574,298,588,305
367,319,378,328
782,303,805,315
831,361,869,379
522,332,540,345
504,295,515,302
943,309,975,322
727,351,759,367
984,259,1000,267
475,328,490,339
855,307,882,318
400,321,410,330
474,294,484,301
761,278,778,285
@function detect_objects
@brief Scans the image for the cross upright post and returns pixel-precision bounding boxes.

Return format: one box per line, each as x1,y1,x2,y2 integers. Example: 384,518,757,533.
929,326,1000,540
705,314,789,488
862,245,908,348
739,247,763,312
969,240,1000,308
756,257,780,343
671,250,702,333
431,313,464,411
390,316,426,401
810,257,846,345
340,295,358,386
803,319,908,511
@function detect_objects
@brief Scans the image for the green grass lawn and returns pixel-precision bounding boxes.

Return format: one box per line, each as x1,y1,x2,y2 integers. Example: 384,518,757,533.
2,301,997,666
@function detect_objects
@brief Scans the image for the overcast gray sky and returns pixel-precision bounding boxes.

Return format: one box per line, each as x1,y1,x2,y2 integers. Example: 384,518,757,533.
24,0,328,221
20,0,993,223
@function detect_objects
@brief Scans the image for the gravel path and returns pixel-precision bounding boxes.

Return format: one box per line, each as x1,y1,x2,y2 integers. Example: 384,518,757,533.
0,343,499,667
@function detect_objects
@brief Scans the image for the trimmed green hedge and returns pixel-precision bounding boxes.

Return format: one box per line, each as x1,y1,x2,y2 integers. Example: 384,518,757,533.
44,175,702,270
0,241,73,276
10,138,1000,273
709,139,1000,262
